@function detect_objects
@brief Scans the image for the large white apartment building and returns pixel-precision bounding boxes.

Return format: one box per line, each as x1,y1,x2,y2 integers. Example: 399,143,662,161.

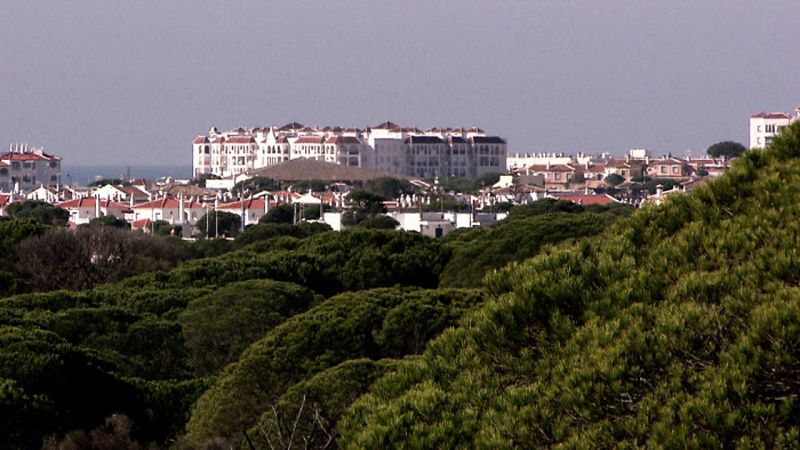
0,144,62,192
749,106,800,148
192,121,507,179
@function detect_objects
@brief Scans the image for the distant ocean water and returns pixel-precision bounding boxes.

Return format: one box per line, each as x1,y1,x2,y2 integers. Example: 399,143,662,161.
61,165,192,186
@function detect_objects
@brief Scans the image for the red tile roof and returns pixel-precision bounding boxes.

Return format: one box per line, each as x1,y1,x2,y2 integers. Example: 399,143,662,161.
295,136,325,144
373,121,400,129
131,218,152,229
132,197,205,210
0,152,51,161
553,194,619,206
218,198,271,210
226,136,256,144
193,136,209,144
0,194,10,206
751,112,791,119
325,136,362,144
55,198,129,209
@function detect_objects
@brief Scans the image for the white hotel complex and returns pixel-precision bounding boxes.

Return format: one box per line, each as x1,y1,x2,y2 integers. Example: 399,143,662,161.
192,121,507,180
749,106,800,149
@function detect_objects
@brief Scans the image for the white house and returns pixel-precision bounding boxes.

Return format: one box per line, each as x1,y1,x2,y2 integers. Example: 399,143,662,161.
130,197,206,226
750,107,800,148
26,186,59,203
55,197,130,225
93,184,130,202
217,198,272,227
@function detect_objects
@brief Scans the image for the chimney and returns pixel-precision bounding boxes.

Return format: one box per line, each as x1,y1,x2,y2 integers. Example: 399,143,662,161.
178,193,185,226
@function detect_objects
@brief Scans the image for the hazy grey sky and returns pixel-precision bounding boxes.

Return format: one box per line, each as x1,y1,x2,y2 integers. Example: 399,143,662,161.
1,1,798,166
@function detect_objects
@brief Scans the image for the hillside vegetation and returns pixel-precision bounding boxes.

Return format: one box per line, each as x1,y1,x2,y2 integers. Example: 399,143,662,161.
0,176,645,447
341,121,800,448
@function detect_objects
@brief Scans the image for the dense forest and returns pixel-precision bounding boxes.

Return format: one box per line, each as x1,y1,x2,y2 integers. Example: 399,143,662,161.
3,122,800,448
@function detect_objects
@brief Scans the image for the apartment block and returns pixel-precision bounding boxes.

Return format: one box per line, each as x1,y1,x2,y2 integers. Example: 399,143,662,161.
192,121,507,180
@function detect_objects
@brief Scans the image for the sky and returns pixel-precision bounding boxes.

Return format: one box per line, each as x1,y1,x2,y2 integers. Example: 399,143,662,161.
1,1,798,166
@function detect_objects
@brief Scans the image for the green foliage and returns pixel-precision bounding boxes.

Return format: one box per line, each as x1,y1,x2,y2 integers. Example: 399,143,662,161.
5,201,69,226
707,140,746,157
421,196,470,212
231,176,280,196
187,237,234,258
17,227,192,292
354,215,398,230
195,210,242,237
117,229,448,297
235,222,332,248
604,172,625,186
640,177,680,195
569,172,586,185
292,179,328,193
254,359,399,449
364,177,414,199
342,190,389,226
259,204,294,224
184,287,485,446
151,219,181,236
179,280,322,376
0,326,140,448
89,215,130,228
475,171,503,189
340,121,800,448
438,176,477,193
0,219,48,292
440,200,631,288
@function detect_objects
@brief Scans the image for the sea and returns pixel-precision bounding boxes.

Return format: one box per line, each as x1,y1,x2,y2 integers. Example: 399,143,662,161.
61,165,192,186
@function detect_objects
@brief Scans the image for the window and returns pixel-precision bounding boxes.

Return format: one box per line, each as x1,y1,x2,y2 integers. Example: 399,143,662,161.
660,166,667,174
672,166,679,174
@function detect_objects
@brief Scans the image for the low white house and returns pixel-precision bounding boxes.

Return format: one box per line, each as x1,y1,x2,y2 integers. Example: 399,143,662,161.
217,198,272,227
93,184,130,202
130,197,206,226
26,186,59,203
55,197,130,225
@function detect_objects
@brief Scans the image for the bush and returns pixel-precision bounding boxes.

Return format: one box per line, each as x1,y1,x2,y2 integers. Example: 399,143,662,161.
179,280,321,376
184,288,484,446
354,215,398,230
341,121,800,448
5,201,69,226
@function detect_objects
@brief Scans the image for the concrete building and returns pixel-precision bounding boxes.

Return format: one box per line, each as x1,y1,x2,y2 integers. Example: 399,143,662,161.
0,144,62,192
192,121,507,180
750,107,800,148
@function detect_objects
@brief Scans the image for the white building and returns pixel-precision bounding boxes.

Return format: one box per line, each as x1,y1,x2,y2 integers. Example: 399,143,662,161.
192,121,507,180
0,144,62,192
749,107,800,148
55,198,130,225
130,197,205,226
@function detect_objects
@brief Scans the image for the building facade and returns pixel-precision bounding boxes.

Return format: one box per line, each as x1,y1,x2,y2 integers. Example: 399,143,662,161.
0,145,62,192
749,107,800,148
192,121,507,180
